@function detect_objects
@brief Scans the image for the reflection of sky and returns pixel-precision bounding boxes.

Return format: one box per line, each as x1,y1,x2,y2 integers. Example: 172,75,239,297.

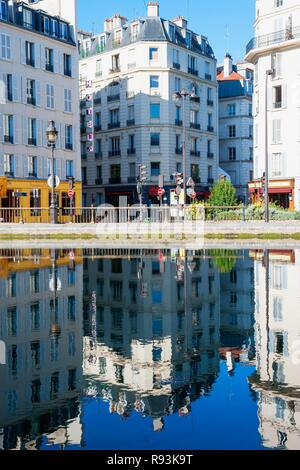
40,363,264,451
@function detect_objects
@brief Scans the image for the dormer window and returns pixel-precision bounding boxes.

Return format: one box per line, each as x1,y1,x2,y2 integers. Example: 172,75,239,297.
51,19,59,37
0,1,8,21
23,8,33,29
169,24,176,41
60,22,69,41
186,31,191,48
98,35,106,53
131,23,139,41
41,15,50,35
115,29,121,45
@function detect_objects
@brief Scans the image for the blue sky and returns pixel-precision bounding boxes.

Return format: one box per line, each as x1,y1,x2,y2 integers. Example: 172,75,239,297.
77,0,255,64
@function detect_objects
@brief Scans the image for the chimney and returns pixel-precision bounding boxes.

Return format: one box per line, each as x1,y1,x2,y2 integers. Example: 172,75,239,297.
112,14,127,29
147,2,159,17
104,18,113,32
224,53,233,77
172,16,187,29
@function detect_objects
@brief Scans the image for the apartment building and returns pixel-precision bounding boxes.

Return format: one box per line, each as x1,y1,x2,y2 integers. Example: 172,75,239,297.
246,0,300,209
78,2,218,207
218,55,254,202
0,0,81,217
0,248,83,450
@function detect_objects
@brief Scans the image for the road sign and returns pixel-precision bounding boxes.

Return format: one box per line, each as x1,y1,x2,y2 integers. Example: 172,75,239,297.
191,192,197,200
47,175,60,189
157,188,165,197
68,189,75,198
12,192,27,197
187,188,194,197
187,177,195,187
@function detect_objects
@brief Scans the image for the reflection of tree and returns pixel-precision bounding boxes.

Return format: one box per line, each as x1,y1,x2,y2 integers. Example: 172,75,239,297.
208,249,238,273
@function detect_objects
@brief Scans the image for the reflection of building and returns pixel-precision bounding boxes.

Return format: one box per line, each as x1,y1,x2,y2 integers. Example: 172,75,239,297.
217,54,254,202
78,2,218,207
0,249,83,450
82,249,220,429
246,0,300,209
220,253,255,365
249,249,300,450
0,0,81,218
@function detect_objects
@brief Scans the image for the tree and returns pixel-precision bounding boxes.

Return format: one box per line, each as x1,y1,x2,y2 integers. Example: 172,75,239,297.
208,179,238,207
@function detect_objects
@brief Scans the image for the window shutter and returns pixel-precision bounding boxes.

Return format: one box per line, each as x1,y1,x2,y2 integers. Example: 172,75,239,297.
0,74,6,104
54,50,59,73
56,123,61,149
36,81,41,107
37,156,43,179
23,155,28,177
61,124,65,150
267,85,272,111
14,155,20,178
22,77,27,104
40,45,45,70
0,114,3,143
56,158,62,179
276,53,282,78
22,116,28,145
20,39,26,65
0,153,4,175
59,52,64,74
282,83,287,108
269,331,275,354
14,115,20,145
37,119,42,147
42,120,48,147
12,75,19,102
61,158,66,180
42,156,47,179
35,44,40,69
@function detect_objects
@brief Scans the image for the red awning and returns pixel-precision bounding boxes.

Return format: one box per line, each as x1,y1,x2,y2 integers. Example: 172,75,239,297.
149,186,160,197
268,188,292,194
196,191,210,198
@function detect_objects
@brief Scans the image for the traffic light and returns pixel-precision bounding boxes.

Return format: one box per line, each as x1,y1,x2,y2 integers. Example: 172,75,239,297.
174,172,183,186
138,165,148,184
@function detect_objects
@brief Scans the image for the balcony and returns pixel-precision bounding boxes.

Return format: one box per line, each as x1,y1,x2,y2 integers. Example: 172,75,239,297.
109,67,120,74
27,96,36,106
28,172,37,178
274,101,282,109
207,152,214,158
28,138,37,146
175,119,183,126
207,99,214,106
65,143,73,150
94,125,102,132
94,98,101,105
64,68,72,77
107,94,120,102
205,73,212,81
109,150,121,157
7,92,13,102
191,96,200,103
175,148,183,155
128,177,136,183
173,62,181,70
191,150,200,157
109,177,121,184
127,148,136,155
26,58,35,67
127,119,135,127
4,135,13,144
95,152,102,159
108,122,120,129
208,178,214,185
190,123,201,130
192,177,201,184
4,171,14,177
45,63,54,72
246,26,300,55
207,126,214,132
188,68,199,76
95,178,103,185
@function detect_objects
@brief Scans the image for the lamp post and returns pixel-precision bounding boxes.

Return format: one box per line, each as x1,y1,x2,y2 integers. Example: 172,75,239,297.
47,121,58,224
174,89,196,205
265,69,274,223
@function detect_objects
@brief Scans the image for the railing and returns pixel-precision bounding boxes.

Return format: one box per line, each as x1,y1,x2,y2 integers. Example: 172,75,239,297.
94,125,102,132
207,99,214,106
207,126,214,133
190,123,201,130
109,150,121,157
0,205,276,224
107,94,120,102
95,152,102,159
127,119,135,126
127,148,136,155
191,150,200,157
246,26,300,54
94,98,101,105
175,119,183,126
188,68,199,76
173,62,181,70
191,96,200,103
108,122,120,129
45,63,54,72
205,73,212,81
175,148,183,155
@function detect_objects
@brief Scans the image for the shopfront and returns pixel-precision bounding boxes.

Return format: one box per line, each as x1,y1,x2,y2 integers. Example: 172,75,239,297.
249,179,294,210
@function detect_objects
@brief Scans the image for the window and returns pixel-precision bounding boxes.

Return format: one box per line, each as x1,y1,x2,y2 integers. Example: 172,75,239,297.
96,138,102,154
149,47,158,61
150,103,160,119
273,85,282,109
249,125,253,138
131,23,139,41
110,164,121,181
31,379,41,403
110,281,123,300
272,153,283,176
186,31,192,48
0,1,8,21
46,84,54,109
25,41,35,67
208,165,213,181
227,104,236,116
45,47,54,72
229,147,236,161
150,75,159,88
175,77,181,92
26,79,36,106
229,125,236,137
30,271,39,294
272,119,281,144
41,15,50,34
109,108,120,127
6,73,12,101
60,22,69,41
65,125,73,150
68,369,77,391
6,274,16,297
28,118,37,145
169,24,176,41
109,136,120,156
96,59,102,77
271,53,282,78
23,8,33,29
111,54,120,71
1,33,11,60
51,19,59,37
64,89,72,112
173,49,179,66
31,304,40,330
273,297,283,321
275,0,283,6
128,134,135,151
48,158,56,176
4,154,14,175
3,115,13,143
63,54,72,77
66,160,74,178
151,133,160,146
191,164,199,179
96,165,102,181
188,55,197,73
28,156,37,177
151,162,160,176
68,296,76,321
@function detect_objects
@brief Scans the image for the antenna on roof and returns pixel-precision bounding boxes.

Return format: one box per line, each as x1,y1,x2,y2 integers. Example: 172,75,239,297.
186,0,190,20
92,22,95,36
225,24,230,54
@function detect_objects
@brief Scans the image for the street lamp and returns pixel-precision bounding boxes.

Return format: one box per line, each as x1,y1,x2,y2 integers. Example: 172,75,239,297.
264,69,274,223
173,89,196,205
47,120,58,224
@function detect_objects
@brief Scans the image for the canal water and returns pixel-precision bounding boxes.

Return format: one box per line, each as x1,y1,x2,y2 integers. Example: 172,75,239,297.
0,247,299,450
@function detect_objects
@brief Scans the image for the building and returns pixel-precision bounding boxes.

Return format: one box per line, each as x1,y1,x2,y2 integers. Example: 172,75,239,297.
0,0,81,221
246,0,300,210
249,249,300,450
82,248,220,430
78,2,218,207
0,248,83,450
217,55,254,202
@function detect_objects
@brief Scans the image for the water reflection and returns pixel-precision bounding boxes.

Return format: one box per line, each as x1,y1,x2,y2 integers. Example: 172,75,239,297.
0,248,299,450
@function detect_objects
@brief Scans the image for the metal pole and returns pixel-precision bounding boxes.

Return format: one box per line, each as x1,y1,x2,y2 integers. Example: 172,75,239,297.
182,95,187,208
265,71,270,223
50,144,57,224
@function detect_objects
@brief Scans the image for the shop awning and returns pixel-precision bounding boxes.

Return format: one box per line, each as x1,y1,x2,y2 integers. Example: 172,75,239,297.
149,186,160,197
0,177,7,198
